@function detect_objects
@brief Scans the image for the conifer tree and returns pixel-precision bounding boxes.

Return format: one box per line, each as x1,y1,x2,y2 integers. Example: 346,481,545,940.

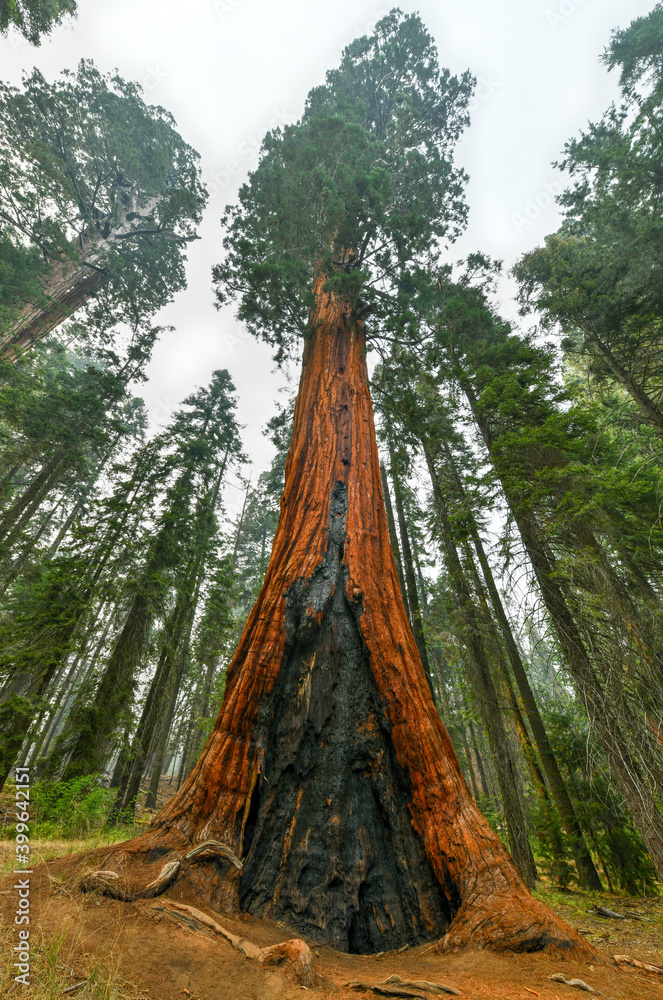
87,12,587,956
0,61,206,357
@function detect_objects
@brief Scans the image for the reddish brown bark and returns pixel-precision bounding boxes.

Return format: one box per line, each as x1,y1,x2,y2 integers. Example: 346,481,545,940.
90,277,591,957
1,254,105,360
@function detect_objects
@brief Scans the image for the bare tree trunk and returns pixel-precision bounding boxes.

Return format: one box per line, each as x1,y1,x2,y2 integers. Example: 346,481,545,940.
379,461,409,613
389,459,436,700
439,440,603,890
0,454,63,546
145,662,183,811
425,445,538,888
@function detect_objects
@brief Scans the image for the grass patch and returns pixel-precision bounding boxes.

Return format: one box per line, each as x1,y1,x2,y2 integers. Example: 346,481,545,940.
0,925,148,999
0,826,140,879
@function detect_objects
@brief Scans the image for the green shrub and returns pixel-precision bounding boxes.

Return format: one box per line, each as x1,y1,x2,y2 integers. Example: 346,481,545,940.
30,775,115,838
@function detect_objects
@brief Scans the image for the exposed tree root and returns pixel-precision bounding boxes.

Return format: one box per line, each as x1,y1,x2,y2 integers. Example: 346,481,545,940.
549,974,613,997
346,973,460,996
79,839,241,903
150,897,318,987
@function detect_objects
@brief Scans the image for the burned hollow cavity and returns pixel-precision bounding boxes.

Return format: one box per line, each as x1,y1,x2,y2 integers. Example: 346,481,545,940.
239,481,452,953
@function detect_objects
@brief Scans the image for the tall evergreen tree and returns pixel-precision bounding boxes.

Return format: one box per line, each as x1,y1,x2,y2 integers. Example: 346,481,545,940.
0,60,206,357
430,272,663,876
87,12,587,957
52,370,244,780
514,6,663,439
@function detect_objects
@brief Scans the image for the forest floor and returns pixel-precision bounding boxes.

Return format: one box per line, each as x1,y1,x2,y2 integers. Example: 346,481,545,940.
0,777,661,1000
0,831,661,1000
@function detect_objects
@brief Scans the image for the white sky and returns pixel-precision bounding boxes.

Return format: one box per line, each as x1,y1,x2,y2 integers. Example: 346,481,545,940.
0,0,654,514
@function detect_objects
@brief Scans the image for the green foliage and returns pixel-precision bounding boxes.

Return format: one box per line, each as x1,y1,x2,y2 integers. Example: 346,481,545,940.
543,704,660,895
43,370,246,780
0,59,206,344
29,774,114,837
514,6,663,428
0,232,47,329
0,0,76,45
214,9,472,362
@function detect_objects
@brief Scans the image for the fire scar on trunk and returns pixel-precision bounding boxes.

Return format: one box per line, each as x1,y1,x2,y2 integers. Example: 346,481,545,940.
74,276,594,959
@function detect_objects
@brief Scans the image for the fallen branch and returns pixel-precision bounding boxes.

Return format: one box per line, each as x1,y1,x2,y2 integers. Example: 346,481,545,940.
613,954,663,975
592,906,627,920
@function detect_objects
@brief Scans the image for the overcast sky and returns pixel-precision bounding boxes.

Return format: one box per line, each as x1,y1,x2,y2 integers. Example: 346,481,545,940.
0,0,654,515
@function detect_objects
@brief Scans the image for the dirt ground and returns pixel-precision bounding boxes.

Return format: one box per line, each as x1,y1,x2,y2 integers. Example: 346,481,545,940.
1,840,662,1000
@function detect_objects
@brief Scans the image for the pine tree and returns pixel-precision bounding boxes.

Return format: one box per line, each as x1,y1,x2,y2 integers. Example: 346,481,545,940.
53,371,244,780
432,272,663,876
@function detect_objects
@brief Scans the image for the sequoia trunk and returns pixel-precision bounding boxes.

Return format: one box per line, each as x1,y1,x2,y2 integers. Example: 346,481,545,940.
1,251,105,361
92,277,589,956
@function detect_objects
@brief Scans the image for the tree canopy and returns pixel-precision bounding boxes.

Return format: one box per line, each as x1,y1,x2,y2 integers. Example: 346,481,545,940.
0,60,206,351
0,0,76,45
213,9,472,362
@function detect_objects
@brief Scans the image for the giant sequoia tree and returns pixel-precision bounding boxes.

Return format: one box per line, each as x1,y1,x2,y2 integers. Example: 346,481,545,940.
85,12,588,956
0,61,206,358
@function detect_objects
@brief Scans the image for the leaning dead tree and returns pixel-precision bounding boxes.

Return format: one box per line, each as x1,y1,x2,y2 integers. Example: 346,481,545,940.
79,13,590,956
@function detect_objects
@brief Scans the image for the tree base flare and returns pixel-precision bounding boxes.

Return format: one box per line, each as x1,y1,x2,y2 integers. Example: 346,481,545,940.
78,832,242,913
436,891,594,958
72,285,596,962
